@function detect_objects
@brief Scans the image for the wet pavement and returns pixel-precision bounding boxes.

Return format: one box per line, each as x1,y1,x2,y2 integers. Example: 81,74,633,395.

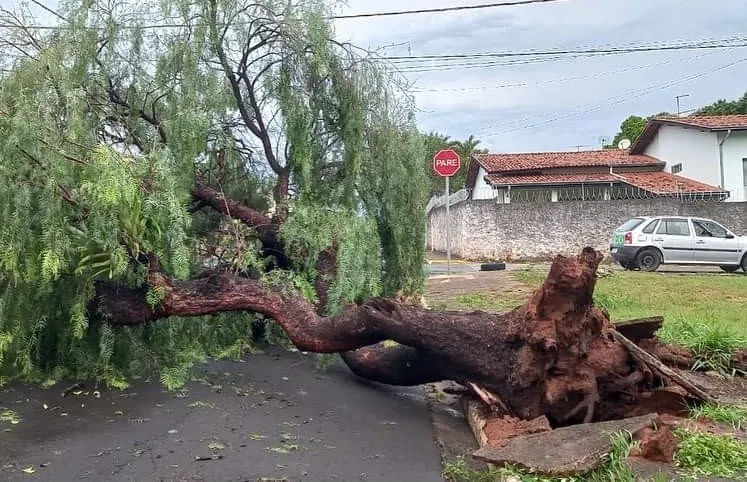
0,348,443,482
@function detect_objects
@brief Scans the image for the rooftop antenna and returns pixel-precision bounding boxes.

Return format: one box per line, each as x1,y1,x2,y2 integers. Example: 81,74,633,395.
618,138,631,150
676,94,690,117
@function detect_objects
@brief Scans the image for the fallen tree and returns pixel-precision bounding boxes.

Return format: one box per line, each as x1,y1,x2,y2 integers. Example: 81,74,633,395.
96,244,714,426
0,0,725,417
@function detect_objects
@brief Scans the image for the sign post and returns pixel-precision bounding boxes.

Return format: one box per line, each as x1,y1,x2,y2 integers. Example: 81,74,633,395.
433,149,462,274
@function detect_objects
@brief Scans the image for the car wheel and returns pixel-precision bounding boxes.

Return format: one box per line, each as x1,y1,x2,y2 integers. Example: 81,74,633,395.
742,255,747,274
720,265,739,273
480,262,506,272
636,249,661,272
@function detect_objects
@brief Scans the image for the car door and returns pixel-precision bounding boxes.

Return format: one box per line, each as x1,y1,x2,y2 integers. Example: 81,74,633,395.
653,218,694,263
691,219,741,264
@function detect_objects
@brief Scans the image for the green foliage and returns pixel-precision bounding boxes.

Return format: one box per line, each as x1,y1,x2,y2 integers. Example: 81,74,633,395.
0,0,429,389
674,429,747,478
690,403,747,430
606,115,649,147
696,91,747,115
360,122,429,296
0,408,21,425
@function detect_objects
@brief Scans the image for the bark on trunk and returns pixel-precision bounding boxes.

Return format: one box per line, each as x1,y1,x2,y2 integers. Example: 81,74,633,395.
273,167,290,223
97,248,665,425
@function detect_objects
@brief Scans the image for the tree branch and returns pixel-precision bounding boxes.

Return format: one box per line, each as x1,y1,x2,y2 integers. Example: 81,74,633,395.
18,147,80,206
206,0,283,175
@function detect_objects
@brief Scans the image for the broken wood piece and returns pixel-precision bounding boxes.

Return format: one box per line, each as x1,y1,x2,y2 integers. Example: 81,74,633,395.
469,382,509,412
611,330,717,404
613,316,664,341
472,414,658,476
462,397,491,447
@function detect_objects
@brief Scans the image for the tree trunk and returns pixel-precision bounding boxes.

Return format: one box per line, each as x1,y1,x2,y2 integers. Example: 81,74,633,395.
96,247,662,426
273,167,291,223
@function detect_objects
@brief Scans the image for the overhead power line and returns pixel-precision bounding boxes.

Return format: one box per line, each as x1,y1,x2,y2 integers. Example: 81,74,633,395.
381,37,747,64
331,0,562,19
410,52,717,92
1,0,563,30
477,55,747,138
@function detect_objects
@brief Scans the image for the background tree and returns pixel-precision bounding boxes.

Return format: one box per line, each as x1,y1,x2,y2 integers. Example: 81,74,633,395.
422,132,487,196
605,115,648,148
0,0,427,388
696,91,747,115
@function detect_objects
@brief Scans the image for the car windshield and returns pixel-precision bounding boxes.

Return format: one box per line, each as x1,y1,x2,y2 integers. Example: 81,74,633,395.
616,218,646,232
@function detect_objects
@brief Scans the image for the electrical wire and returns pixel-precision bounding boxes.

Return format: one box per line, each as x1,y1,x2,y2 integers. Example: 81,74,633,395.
410,52,717,92
1,0,564,30
476,56,747,138
381,37,747,64
331,0,563,19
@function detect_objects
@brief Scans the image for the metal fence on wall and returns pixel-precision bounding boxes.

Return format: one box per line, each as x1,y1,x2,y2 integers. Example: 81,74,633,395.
503,185,729,204
425,188,469,213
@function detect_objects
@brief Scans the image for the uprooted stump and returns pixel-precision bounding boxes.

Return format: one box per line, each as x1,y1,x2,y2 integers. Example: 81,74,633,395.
342,248,669,426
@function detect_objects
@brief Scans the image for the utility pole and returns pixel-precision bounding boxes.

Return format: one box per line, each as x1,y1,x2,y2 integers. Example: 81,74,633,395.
676,94,690,117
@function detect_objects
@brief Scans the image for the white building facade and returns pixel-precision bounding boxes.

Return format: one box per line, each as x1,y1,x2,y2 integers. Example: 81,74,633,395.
631,116,747,202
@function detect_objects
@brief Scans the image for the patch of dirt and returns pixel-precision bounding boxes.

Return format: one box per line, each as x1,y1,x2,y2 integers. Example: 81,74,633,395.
631,423,679,463
483,415,552,448
622,387,693,419
631,412,747,466
636,338,694,368
425,271,531,307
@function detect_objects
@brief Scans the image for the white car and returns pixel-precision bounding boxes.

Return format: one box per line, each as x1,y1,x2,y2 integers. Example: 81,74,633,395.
609,216,746,272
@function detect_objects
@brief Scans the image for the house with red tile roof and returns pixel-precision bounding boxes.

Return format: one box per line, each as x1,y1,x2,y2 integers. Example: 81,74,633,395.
465,114,747,203
630,114,747,201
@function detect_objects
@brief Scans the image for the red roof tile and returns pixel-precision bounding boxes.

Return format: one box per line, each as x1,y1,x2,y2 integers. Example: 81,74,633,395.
472,150,662,173
654,114,747,129
615,172,725,194
631,115,747,153
487,173,618,186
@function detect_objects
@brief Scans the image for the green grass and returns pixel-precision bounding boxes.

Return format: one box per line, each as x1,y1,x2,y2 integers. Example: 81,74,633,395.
674,429,747,478
689,403,747,430
513,271,747,351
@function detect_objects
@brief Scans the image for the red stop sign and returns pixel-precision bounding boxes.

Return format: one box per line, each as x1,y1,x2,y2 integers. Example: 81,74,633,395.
433,149,461,177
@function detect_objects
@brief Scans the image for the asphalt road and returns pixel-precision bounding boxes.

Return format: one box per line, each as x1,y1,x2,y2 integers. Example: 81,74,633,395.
0,348,443,482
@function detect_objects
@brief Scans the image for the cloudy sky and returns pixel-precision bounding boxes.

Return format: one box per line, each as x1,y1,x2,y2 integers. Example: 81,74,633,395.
330,0,747,152
9,0,747,153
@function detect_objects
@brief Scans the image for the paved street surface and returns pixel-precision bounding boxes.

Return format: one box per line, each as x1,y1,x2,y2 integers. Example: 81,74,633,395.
0,348,443,482
426,255,726,276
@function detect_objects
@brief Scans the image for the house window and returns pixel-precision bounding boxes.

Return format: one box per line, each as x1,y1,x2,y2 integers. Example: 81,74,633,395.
743,158,747,187
671,163,682,174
